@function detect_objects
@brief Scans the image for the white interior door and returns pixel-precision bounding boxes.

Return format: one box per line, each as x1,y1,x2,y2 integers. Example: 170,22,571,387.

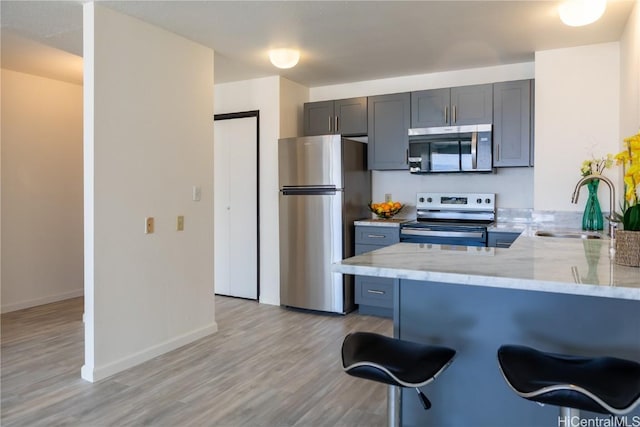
214,114,258,299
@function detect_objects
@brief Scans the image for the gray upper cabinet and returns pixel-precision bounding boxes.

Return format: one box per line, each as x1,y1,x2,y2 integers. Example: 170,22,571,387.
335,98,368,136
411,84,493,128
493,80,533,167
303,101,334,136
451,84,493,125
303,97,367,136
368,93,411,170
410,88,450,128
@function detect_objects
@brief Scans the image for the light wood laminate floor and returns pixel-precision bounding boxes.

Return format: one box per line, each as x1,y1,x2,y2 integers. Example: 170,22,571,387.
1,296,392,426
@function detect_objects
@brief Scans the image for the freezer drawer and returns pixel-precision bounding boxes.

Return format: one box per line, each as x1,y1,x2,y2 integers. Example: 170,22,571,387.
279,191,344,313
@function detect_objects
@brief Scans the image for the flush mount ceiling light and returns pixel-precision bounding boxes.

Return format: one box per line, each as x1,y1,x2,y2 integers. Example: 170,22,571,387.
269,48,300,69
559,0,607,27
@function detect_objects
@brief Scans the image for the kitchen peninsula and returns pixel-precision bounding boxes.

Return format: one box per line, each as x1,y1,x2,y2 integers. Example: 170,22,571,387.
333,234,640,427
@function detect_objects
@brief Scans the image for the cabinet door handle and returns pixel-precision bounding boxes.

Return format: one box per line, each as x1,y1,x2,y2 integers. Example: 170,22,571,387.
453,105,457,123
328,116,332,133
496,144,500,162
405,149,409,165
367,289,385,295
335,116,339,133
444,105,448,123
367,234,386,238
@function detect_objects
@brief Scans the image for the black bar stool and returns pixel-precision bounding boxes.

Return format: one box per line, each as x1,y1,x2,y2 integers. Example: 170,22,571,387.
341,332,455,427
497,345,640,423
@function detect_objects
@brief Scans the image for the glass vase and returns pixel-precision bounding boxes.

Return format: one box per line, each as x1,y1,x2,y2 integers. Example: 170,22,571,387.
581,180,604,231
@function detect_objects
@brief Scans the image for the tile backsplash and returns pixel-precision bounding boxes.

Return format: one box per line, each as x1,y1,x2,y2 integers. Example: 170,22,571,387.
499,208,603,229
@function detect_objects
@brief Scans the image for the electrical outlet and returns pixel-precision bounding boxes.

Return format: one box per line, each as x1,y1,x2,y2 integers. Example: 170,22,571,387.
177,215,184,231
385,193,392,202
145,217,154,234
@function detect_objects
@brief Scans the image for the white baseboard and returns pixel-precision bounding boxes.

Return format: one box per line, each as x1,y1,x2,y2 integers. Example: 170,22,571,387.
1,289,84,313
258,296,278,306
81,322,218,383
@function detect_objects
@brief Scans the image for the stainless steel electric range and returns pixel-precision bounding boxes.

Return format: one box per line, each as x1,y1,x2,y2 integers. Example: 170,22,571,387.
400,192,496,247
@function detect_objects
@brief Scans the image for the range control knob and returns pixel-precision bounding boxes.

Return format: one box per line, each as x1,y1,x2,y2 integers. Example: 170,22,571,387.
426,197,432,203
419,197,425,203
476,198,482,204
485,198,492,204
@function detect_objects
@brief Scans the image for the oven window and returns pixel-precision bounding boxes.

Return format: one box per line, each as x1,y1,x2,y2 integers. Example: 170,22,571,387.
430,141,460,172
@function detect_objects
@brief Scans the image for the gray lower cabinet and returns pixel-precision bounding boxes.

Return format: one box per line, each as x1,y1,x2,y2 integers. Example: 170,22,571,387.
354,225,400,317
367,93,410,170
493,80,534,167
411,84,493,128
303,97,367,136
487,231,522,248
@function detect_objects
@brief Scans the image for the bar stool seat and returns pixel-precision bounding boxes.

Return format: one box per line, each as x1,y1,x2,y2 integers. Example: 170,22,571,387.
341,332,455,411
497,345,640,416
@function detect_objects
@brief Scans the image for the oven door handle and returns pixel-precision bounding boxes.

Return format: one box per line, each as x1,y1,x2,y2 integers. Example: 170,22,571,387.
401,229,485,239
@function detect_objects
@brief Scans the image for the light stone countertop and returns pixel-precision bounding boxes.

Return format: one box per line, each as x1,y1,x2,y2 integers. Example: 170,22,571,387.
353,218,411,227
333,234,640,301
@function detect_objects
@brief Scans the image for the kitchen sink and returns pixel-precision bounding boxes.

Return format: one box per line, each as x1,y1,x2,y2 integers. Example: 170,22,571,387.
534,230,602,239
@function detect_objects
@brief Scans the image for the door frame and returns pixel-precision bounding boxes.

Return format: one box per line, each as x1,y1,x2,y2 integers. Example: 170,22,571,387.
213,110,260,300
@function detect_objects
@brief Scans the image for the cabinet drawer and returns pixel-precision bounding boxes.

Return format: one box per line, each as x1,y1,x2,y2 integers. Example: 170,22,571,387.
355,226,400,246
355,276,395,308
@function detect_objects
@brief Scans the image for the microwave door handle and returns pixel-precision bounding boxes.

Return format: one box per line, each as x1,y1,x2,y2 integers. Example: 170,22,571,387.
471,131,477,169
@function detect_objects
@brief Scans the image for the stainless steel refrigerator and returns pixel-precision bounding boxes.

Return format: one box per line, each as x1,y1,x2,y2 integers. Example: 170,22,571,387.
279,135,370,314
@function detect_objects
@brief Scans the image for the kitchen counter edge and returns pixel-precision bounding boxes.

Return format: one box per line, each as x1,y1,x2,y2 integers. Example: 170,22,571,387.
333,236,640,301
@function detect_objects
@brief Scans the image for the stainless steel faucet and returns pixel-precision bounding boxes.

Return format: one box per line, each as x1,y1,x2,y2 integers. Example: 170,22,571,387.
571,174,617,238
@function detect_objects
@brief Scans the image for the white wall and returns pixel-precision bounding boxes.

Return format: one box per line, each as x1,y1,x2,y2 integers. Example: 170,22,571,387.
372,169,533,214
620,0,640,137
534,43,620,212
280,78,309,138
83,4,216,382
310,62,534,101
311,63,536,209
1,69,84,312
214,76,284,306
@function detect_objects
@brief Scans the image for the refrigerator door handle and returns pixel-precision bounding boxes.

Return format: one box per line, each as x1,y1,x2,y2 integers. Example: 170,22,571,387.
281,186,338,196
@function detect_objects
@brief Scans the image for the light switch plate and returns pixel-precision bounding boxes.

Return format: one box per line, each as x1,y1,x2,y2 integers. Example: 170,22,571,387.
177,215,184,231
145,217,154,234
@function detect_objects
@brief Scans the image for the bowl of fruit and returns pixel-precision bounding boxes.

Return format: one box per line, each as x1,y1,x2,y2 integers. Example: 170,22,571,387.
368,201,404,219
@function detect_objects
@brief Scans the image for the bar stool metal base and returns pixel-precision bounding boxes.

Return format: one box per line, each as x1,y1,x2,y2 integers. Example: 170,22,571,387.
559,407,580,425
388,385,400,427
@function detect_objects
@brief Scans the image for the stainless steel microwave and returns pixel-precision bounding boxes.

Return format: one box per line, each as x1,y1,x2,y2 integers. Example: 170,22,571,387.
408,124,493,173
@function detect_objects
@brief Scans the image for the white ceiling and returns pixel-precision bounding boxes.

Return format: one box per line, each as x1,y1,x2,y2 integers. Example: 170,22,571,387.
0,1,635,87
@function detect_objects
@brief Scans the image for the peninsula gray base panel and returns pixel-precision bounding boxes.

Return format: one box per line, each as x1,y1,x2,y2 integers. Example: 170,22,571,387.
396,279,640,427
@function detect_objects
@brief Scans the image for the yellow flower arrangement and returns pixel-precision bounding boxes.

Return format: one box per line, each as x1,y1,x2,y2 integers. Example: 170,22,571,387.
614,131,640,231
580,155,613,177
